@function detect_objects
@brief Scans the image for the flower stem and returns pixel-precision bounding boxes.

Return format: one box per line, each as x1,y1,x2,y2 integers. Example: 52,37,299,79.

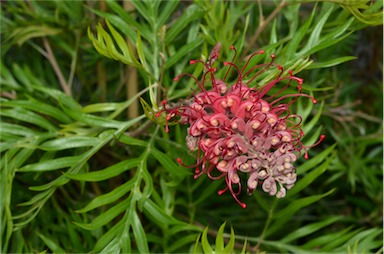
254,199,277,251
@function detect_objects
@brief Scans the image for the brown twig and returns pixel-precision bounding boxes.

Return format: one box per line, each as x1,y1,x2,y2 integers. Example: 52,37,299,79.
124,119,153,137
97,60,107,102
242,0,287,59
42,37,72,96
123,1,139,119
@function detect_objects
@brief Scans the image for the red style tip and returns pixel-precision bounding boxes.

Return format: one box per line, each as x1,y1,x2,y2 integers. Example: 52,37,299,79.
271,54,275,59
173,77,179,81
278,65,283,70
240,203,247,209
289,70,293,75
319,135,326,141
259,50,265,54
218,189,226,195
230,45,235,50
177,158,182,163
298,79,304,85
224,62,230,66
190,60,198,65
312,99,317,104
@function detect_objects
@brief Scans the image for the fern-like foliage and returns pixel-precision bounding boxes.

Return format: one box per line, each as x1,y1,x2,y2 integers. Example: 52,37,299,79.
1,0,382,253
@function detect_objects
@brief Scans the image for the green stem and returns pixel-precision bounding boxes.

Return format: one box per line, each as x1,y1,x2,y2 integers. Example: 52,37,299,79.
187,177,196,224
255,199,277,251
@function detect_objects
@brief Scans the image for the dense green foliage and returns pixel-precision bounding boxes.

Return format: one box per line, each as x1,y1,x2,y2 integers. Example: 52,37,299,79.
1,1,382,253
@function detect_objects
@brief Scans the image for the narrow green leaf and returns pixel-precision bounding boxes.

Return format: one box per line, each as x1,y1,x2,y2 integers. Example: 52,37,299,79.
201,226,214,254
93,5,151,43
307,56,357,69
301,101,323,135
306,19,354,56
77,179,136,213
63,108,123,128
284,4,315,59
8,25,61,46
118,134,147,147
234,14,250,57
0,61,20,88
157,1,179,28
132,0,155,28
288,153,333,197
131,210,149,254
168,234,199,253
0,108,57,132
136,32,148,71
31,85,81,111
280,216,343,243
269,20,278,44
240,238,248,254
15,189,55,207
193,179,223,205
266,189,336,237
17,155,82,172
341,228,383,253
193,234,202,254
82,103,122,113
0,99,72,124
0,123,38,137
140,166,153,205
222,227,235,253
66,158,139,182
275,189,335,220
165,5,204,44
74,197,131,230
304,5,334,52
164,39,203,70
297,144,336,175
92,216,125,252
296,95,313,123
215,222,227,252
105,19,131,59
37,233,66,253
322,228,363,251
139,97,158,123
29,174,69,192
143,199,178,227
39,137,100,151
168,223,202,235
301,227,354,249
150,148,190,177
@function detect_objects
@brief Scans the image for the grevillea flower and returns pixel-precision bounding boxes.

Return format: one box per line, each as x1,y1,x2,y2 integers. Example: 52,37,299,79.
157,43,325,208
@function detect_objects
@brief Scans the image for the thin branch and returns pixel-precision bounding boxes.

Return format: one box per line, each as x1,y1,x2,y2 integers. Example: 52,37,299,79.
124,1,139,119
242,0,287,59
42,37,72,96
124,119,153,137
97,60,107,102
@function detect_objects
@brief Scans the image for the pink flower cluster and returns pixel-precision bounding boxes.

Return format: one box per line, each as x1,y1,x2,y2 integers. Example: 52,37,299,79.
158,44,324,208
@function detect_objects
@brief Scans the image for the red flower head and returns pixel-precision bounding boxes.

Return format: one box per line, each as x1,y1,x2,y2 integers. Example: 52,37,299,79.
157,43,325,208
